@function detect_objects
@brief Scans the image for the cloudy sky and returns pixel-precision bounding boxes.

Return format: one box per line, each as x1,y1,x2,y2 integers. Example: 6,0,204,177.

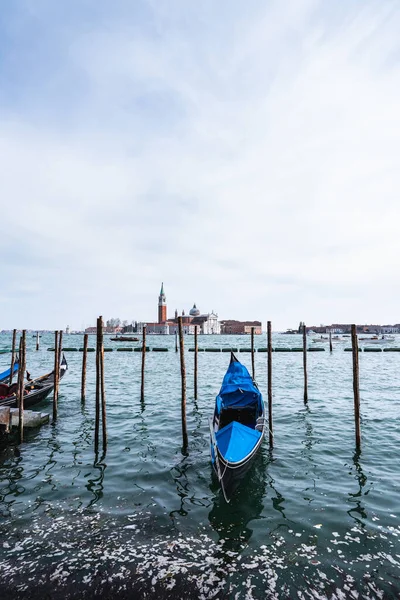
0,0,399,331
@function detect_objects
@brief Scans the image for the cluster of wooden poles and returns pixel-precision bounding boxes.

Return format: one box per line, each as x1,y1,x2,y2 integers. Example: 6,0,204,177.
8,319,362,452
176,320,360,450
8,328,63,444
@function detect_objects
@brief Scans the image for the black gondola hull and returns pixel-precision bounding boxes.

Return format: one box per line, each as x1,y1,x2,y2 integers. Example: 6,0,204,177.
0,356,68,408
211,422,265,500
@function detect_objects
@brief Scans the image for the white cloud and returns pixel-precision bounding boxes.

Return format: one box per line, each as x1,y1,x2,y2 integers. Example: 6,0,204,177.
0,0,399,329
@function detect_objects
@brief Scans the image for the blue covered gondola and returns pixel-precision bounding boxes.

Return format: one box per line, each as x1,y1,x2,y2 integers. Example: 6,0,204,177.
209,352,265,502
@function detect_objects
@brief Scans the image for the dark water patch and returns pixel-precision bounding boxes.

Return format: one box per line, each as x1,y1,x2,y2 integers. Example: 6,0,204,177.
1,506,400,599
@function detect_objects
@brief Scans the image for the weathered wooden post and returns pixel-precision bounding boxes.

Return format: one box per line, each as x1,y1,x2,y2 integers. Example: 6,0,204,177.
351,324,361,448
53,330,63,411
251,326,255,380
175,330,178,353
18,330,26,444
58,329,63,374
303,323,308,404
178,316,188,447
81,333,89,402
99,317,107,451
53,331,59,420
194,325,198,400
329,329,333,353
9,329,16,385
141,326,146,403
36,331,40,351
95,317,101,454
267,321,273,447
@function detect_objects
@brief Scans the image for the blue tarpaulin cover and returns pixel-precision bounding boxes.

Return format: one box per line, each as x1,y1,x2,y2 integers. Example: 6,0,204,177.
216,357,262,413
215,421,262,462
0,362,19,383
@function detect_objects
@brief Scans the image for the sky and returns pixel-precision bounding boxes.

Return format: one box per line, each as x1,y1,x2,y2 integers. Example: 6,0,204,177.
0,0,399,331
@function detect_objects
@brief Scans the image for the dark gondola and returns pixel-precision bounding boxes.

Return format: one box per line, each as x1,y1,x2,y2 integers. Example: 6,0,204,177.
209,352,265,502
110,336,139,342
0,360,19,384
0,355,68,408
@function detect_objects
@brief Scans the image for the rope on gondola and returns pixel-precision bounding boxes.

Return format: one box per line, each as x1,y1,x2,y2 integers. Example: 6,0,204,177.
209,416,230,504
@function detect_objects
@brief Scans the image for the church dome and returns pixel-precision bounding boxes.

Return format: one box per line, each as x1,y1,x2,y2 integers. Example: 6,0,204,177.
189,303,200,317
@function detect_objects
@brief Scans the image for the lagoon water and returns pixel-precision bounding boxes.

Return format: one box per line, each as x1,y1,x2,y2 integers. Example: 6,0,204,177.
0,332,399,599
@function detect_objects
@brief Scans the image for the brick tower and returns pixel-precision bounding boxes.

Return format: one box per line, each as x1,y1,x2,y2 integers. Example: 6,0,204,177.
158,282,167,323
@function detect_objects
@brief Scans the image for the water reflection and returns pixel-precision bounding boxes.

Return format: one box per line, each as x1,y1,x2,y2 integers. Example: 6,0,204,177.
169,453,191,522
347,450,368,523
298,405,317,457
208,449,268,550
86,457,107,508
0,447,24,518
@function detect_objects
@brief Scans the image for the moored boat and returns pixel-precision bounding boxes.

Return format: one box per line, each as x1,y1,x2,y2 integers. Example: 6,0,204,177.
0,359,19,384
359,335,395,344
0,355,68,408
110,336,139,342
209,352,265,502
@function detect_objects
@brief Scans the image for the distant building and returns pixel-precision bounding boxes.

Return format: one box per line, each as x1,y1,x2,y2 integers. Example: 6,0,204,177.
137,283,221,334
85,325,123,334
137,322,169,335
158,282,167,323
191,311,221,334
220,320,262,334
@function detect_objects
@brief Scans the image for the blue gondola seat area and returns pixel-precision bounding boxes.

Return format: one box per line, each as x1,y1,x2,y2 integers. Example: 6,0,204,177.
215,421,262,463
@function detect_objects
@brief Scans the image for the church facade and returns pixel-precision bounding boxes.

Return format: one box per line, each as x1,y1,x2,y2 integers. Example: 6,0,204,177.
136,283,221,335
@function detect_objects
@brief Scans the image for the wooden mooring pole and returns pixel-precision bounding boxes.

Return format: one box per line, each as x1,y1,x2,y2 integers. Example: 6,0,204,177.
17,330,26,444
99,317,107,452
141,326,146,403
303,323,308,404
178,317,188,447
251,326,255,380
58,330,63,369
95,318,101,454
194,325,198,400
81,333,88,402
329,329,333,353
53,331,59,421
36,331,40,351
351,324,361,448
175,330,178,353
267,321,273,447
10,329,16,385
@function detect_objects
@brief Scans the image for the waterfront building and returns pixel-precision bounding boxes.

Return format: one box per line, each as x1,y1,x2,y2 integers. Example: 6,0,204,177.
137,284,221,334
137,322,169,335
158,282,167,323
220,320,262,334
84,325,123,334
190,311,221,334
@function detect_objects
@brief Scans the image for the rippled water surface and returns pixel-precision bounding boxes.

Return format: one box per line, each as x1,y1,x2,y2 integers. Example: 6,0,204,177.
0,332,399,598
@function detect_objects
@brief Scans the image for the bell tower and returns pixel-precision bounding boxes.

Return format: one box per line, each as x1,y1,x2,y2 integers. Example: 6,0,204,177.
158,282,167,323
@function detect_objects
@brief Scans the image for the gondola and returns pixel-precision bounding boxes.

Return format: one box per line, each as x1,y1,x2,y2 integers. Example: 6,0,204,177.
110,336,139,342
0,359,19,384
0,354,68,408
209,352,265,502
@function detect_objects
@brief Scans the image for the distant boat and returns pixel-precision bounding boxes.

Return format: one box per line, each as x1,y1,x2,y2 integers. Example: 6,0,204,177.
359,335,395,344
110,336,139,342
209,352,265,502
312,336,329,342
